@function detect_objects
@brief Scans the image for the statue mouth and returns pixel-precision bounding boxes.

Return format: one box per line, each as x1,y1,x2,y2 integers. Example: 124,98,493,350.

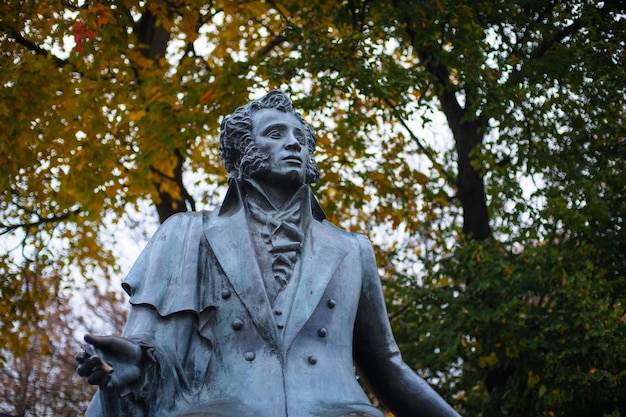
283,155,303,164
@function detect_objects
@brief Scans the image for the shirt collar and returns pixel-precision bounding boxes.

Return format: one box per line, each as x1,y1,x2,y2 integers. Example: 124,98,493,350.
243,178,310,212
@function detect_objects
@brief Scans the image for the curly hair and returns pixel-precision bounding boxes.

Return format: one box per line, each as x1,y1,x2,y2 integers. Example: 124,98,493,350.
219,90,320,184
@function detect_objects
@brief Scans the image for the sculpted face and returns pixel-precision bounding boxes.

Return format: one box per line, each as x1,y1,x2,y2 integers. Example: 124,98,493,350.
252,108,308,187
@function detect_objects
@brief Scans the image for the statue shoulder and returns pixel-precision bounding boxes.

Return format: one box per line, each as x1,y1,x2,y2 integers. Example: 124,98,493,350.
318,219,372,247
122,210,217,311
155,210,219,236
161,210,214,225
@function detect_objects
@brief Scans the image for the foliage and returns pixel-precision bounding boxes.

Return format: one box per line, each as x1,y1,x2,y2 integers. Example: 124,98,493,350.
1,0,267,362
1,0,625,415
395,234,626,416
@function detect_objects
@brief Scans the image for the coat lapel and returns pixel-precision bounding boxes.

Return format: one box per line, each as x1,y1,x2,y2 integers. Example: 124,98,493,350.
283,221,348,350
204,206,280,349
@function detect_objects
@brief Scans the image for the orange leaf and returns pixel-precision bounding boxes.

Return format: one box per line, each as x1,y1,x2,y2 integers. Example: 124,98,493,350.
87,4,116,26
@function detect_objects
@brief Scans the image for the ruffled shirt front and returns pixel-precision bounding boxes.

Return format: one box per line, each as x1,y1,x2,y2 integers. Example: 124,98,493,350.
242,180,311,304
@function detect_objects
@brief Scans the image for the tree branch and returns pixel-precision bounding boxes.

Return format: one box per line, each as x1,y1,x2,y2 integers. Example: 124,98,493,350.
388,300,414,321
529,19,583,60
0,208,81,236
256,35,288,60
10,30,69,68
384,99,458,187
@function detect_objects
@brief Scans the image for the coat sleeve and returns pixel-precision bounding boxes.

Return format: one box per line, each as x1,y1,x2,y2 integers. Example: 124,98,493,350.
86,307,198,417
352,234,461,417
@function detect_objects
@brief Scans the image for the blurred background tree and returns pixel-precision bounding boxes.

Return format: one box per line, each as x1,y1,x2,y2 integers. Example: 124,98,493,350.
0,283,125,416
1,0,624,415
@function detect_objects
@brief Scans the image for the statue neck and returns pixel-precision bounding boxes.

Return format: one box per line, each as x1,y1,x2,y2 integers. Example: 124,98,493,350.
251,178,303,209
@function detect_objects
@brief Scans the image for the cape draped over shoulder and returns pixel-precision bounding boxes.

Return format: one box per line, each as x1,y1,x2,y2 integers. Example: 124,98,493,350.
122,211,209,317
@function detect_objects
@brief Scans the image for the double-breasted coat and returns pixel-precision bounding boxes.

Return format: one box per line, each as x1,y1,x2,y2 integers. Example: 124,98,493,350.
85,182,459,417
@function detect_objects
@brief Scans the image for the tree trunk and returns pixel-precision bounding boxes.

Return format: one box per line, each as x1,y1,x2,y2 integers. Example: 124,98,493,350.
438,90,491,240
135,7,194,223
392,1,492,241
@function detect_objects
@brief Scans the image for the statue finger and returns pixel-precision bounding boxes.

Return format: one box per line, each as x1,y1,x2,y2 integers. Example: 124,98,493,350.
75,351,91,364
76,354,109,377
84,334,138,357
87,366,111,387
76,362,91,377
76,354,99,377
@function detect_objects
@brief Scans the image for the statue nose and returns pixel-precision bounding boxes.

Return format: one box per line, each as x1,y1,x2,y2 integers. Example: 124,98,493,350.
285,132,302,151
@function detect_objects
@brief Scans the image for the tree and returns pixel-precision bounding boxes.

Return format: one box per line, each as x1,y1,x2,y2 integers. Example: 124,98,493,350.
2,0,625,415
269,0,626,414
0,283,126,416
1,0,280,360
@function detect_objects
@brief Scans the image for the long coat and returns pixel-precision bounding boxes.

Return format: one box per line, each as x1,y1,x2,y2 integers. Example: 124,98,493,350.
86,183,459,417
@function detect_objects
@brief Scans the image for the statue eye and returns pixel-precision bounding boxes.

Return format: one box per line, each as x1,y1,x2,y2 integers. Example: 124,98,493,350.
266,130,282,139
295,132,306,145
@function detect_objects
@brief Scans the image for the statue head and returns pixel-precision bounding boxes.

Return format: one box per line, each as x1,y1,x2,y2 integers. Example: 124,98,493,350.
219,90,320,184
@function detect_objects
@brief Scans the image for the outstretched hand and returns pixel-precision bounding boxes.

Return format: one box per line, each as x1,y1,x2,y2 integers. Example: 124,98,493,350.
76,334,143,390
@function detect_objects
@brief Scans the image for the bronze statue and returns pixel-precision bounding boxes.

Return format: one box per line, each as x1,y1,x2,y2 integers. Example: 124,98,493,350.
76,91,461,417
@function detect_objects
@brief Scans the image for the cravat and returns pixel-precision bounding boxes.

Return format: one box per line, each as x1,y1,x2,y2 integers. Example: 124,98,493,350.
247,198,304,288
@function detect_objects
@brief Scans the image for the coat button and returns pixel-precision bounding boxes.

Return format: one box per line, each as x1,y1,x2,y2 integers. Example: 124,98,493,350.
308,355,318,365
317,328,328,338
327,299,336,308
232,319,243,330
244,352,255,361
221,288,231,299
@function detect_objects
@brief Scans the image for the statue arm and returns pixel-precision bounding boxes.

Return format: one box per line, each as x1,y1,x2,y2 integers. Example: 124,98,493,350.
123,306,194,406
82,305,195,417
82,212,208,417
352,235,461,417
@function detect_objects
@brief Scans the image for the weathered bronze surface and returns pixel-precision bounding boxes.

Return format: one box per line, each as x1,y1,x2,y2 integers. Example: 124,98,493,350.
76,91,461,417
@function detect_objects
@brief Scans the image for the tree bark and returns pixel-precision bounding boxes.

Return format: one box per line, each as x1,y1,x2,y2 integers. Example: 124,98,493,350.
414,49,491,240
438,90,491,240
